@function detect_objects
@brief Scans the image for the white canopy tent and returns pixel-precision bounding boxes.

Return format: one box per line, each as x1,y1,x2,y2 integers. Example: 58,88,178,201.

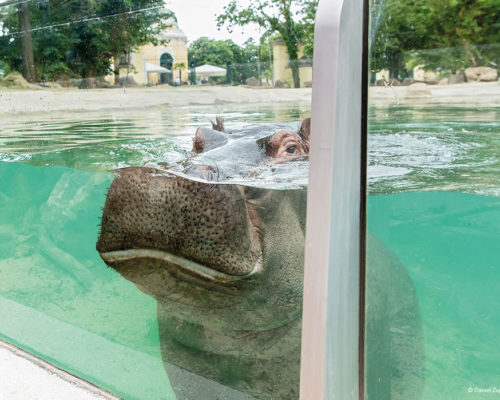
145,63,170,73
144,62,171,85
189,64,227,80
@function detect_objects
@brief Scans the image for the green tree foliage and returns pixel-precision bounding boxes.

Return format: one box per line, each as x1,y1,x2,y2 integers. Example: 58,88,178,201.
0,0,170,86
216,0,318,88
188,37,234,67
370,0,500,78
413,0,500,71
187,36,272,85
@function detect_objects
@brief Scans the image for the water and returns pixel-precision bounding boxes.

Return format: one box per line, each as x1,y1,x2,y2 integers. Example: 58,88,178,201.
0,104,309,172
2,103,499,194
368,192,500,400
0,101,499,399
368,105,500,197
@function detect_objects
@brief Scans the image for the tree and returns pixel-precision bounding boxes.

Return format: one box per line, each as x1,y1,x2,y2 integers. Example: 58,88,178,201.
68,0,171,87
188,37,273,85
188,37,234,68
216,0,318,88
97,0,171,86
173,62,185,83
17,2,35,82
300,0,318,57
369,0,432,79
416,0,500,70
370,0,500,78
0,0,170,86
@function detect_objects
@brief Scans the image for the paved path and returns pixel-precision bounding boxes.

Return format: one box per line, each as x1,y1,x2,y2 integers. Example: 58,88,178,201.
0,340,119,400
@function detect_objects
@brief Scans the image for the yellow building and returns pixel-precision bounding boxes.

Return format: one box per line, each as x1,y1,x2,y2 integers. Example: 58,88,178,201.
272,38,313,88
109,13,189,86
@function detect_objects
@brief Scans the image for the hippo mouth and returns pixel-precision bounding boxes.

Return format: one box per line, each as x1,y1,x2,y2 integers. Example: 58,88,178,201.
99,248,262,283
97,167,264,283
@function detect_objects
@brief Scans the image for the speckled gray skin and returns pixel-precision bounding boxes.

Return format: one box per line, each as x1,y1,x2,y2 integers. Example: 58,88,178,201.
97,165,306,398
97,122,424,400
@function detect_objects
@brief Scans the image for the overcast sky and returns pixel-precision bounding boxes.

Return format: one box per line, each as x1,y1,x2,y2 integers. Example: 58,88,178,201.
166,0,262,45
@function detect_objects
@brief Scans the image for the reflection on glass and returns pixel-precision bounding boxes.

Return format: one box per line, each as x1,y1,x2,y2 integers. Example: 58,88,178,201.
0,0,315,398
366,0,500,398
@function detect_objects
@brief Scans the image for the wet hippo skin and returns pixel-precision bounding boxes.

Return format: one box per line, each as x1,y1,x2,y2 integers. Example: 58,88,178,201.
97,119,424,399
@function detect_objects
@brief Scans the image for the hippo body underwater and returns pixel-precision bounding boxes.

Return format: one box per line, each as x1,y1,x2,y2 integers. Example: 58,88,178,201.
97,119,424,399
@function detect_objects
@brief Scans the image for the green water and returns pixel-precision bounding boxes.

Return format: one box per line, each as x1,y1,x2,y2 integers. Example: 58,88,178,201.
0,102,499,399
368,105,500,197
368,192,500,400
367,104,500,399
0,162,173,399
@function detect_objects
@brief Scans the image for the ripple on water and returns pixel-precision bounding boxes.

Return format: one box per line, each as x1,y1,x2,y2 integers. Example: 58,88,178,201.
1,104,499,195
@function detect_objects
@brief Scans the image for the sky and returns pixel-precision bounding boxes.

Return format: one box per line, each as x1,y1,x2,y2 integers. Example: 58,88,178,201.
166,0,263,45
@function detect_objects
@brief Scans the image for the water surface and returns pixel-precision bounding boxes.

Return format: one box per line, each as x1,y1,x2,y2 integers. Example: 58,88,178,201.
0,101,499,399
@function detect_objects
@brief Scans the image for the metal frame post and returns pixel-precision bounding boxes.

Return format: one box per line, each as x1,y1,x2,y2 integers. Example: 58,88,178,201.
300,0,366,398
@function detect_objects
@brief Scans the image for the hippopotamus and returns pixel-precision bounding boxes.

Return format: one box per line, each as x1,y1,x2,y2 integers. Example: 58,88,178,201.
96,118,424,399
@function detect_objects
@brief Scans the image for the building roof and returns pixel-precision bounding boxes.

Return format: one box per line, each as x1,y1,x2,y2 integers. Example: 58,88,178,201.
157,12,188,45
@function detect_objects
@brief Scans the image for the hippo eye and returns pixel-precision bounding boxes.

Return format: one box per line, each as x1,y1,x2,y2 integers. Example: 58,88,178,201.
286,145,296,154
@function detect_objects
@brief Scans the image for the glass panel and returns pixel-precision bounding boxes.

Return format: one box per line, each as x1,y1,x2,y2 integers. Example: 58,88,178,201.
0,1,315,398
366,0,500,399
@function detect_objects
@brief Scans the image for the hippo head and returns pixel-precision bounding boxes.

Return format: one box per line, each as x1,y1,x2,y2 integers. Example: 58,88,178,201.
96,119,310,398
95,116,424,399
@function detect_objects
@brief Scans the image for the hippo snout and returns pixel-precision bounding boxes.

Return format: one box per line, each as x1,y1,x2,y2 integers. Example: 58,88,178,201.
97,166,262,280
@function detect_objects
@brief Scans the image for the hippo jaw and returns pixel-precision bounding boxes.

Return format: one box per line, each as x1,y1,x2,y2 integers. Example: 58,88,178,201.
96,166,264,286
99,248,262,283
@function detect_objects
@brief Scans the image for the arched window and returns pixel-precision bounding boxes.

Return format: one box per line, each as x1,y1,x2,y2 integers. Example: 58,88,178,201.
159,52,173,84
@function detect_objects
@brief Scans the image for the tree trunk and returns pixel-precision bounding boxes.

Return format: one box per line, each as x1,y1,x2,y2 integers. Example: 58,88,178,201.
290,58,301,88
284,38,301,88
113,55,121,85
18,3,35,83
80,70,97,89
390,53,402,80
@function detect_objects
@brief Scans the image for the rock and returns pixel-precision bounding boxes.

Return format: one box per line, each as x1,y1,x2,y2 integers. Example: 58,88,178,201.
303,81,312,88
96,78,113,88
375,78,400,87
54,75,72,88
274,80,290,88
70,78,82,88
465,67,498,82
44,82,63,89
438,77,449,85
422,70,439,84
402,78,414,86
0,72,40,89
449,73,466,84
245,77,260,87
79,77,97,89
406,82,431,97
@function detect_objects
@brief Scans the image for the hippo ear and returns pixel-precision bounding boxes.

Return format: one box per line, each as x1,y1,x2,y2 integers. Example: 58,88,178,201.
256,135,276,157
256,135,272,150
211,116,225,132
193,127,205,153
192,127,228,154
298,118,311,143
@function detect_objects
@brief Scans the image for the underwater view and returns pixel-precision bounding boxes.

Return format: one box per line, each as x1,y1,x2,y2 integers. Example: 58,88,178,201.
1,0,499,396
0,100,499,399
